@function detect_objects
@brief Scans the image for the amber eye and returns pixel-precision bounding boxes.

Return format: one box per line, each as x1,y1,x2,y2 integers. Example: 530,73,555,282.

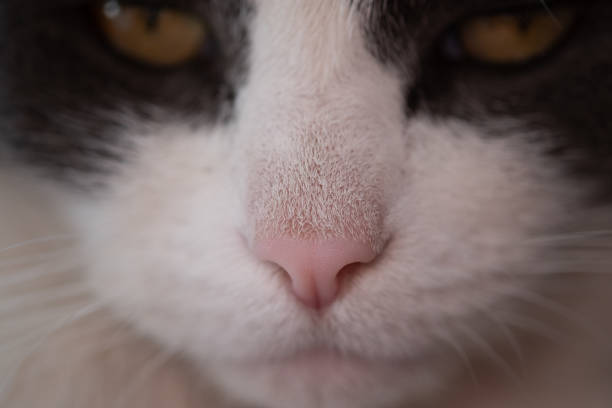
451,7,577,64
95,1,208,67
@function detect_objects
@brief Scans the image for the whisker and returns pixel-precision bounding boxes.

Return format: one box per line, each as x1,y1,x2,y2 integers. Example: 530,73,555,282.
476,307,526,374
521,267,612,276
0,262,81,288
0,285,91,316
524,229,612,245
34,321,144,362
432,326,479,389
496,258,612,280
0,309,133,357
116,350,175,408
0,234,75,255
0,316,92,355
497,286,596,337
454,322,524,389
538,0,562,25
494,310,565,344
0,301,105,398
0,248,74,270
1,305,93,343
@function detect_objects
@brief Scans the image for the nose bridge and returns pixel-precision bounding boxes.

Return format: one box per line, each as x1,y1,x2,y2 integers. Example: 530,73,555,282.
244,111,387,308
238,42,399,252
250,119,385,245
236,39,406,255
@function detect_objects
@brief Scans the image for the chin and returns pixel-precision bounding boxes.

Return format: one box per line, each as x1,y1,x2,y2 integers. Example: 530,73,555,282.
206,351,454,408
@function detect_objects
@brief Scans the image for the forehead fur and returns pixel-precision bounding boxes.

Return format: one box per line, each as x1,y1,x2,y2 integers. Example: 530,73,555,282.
249,0,365,87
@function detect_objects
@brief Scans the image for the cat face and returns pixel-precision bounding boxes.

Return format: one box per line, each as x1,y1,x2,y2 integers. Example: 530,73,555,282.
2,1,612,407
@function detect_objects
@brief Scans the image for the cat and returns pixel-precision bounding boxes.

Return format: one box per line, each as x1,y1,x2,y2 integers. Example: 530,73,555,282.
1,0,612,407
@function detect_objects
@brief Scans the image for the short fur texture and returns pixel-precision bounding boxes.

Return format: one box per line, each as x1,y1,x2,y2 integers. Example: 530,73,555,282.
2,1,612,407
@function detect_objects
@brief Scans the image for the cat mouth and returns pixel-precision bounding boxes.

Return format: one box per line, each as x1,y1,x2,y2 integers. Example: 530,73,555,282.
239,346,435,375
232,349,393,380
266,349,367,369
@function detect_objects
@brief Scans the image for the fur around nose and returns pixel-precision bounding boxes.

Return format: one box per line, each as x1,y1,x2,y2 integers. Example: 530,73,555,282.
253,238,377,308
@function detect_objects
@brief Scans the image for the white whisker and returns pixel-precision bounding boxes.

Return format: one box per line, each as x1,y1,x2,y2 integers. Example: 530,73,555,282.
0,301,104,398
0,284,91,316
0,249,71,270
524,229,612,245
478,308,526,374
0,234,75,255
1,306,92,343
454,322,524,389
495,310,565,344
432,326,479,389
498,286,596,337
0,262,81,288
115,350,175,408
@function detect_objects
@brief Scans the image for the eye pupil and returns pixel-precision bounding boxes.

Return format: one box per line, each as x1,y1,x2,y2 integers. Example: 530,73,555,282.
146,9,161,32
518,15,533,32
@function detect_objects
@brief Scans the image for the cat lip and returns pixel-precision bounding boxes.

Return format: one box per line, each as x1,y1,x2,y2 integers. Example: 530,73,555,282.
233,346,365,366
245,347,416,369
233,347,435,380
242,349,382,374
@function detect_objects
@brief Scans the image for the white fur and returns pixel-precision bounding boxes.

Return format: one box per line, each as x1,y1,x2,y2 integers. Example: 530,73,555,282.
2,2,612,408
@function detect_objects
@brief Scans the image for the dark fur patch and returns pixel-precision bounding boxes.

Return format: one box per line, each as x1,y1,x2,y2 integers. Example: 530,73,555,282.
1,0,612,197
0,0,251,185
359,1,612,195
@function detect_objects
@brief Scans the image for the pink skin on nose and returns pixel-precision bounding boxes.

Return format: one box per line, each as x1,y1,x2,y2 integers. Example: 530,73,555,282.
253,238,377,308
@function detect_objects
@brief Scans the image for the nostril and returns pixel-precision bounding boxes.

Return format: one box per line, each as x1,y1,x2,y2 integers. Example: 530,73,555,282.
252,238,377,308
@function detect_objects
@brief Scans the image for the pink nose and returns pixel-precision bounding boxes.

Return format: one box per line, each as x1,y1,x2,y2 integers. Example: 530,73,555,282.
253,238,377,308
